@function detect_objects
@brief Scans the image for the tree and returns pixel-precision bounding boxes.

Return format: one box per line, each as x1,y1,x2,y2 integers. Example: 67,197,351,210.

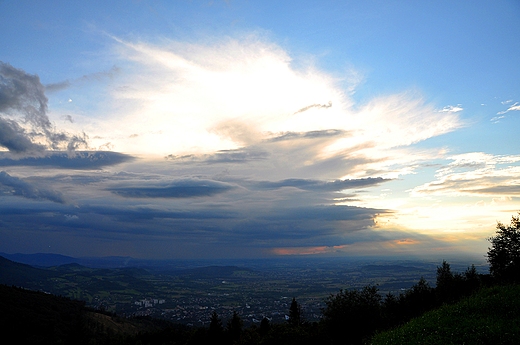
436,260,453,288
436,260,467,303
400,277,436,319
226,311,243,341
463,264,481,292
323,285,382,344
259,317,271,336
436,260,455,302
288,297,302,327
487,213,520,282
208,310,223,336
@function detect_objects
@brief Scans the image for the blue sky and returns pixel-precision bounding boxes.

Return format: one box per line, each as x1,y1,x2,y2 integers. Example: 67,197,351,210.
0,0,519,260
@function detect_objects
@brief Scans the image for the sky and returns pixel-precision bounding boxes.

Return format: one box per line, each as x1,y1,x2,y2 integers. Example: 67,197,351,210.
0,0,519,261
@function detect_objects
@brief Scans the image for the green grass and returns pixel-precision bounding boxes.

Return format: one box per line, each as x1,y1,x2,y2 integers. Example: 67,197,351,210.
370,284,520,345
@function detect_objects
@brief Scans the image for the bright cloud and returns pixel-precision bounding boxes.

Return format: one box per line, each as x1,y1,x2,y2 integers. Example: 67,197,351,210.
62,36,463,183
411,152,520,197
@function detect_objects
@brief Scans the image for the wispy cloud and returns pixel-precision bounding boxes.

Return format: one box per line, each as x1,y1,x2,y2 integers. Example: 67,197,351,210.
497,102,520,115
44,66,120,93
439,105,463,113
411,152,520,197
490,115,505,123
293,101,332,115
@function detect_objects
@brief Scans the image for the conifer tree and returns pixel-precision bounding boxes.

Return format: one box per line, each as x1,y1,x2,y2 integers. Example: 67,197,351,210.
227,311,243,341
288,297,302,327
209,310,223,336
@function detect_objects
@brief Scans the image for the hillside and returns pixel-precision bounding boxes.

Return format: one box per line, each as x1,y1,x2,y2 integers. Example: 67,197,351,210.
0,284,177,344
370,284,520,345
0,255,58,288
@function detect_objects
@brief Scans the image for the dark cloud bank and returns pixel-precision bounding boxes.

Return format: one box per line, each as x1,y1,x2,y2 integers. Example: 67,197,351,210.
0,151,133,169
109,179,235,198
0,61,87,154
0,171,65,203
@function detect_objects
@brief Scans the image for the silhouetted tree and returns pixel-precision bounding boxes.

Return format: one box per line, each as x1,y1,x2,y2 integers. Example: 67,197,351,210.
209,310,223,336
288,297,302,327
463,264,481,292
487,213,520,282
323,285,382,344
259,317,271,337
436,260,457,302
227,311,243,342
400,277,436,319
381,292,401,328
436,261,453,288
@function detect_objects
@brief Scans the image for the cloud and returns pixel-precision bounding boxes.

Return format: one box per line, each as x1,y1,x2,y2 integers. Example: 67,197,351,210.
0,151,134,169
0,171,65,203
267,129,347,142
44,80,71,93
108,179,235,198
439,105,463,113
166,148,269,164
0,61,89,154
63,115,74,123
0,36,472,259
76,36,463,185
44,66,120,93
497,102,520,115
0,117,45,153
490,115,505,123
410,152,520,197
293,101,332,114
254,177,387,192
270,228,456,257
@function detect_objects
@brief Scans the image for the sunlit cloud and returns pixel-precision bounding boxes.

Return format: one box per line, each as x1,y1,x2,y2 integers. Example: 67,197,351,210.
69,36,463,174
52,35,463,200
410,152,520,197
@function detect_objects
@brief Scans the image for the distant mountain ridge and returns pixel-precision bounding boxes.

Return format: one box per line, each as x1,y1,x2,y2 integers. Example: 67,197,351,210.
0,254,257,287
0,252,139,268
0,252,79,267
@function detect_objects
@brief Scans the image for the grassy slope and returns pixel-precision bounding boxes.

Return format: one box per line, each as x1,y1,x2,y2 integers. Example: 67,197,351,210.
370,284,520,345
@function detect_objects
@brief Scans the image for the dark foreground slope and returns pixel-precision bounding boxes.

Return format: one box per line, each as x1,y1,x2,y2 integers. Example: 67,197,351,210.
370,284,520,345
0,284,176,345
